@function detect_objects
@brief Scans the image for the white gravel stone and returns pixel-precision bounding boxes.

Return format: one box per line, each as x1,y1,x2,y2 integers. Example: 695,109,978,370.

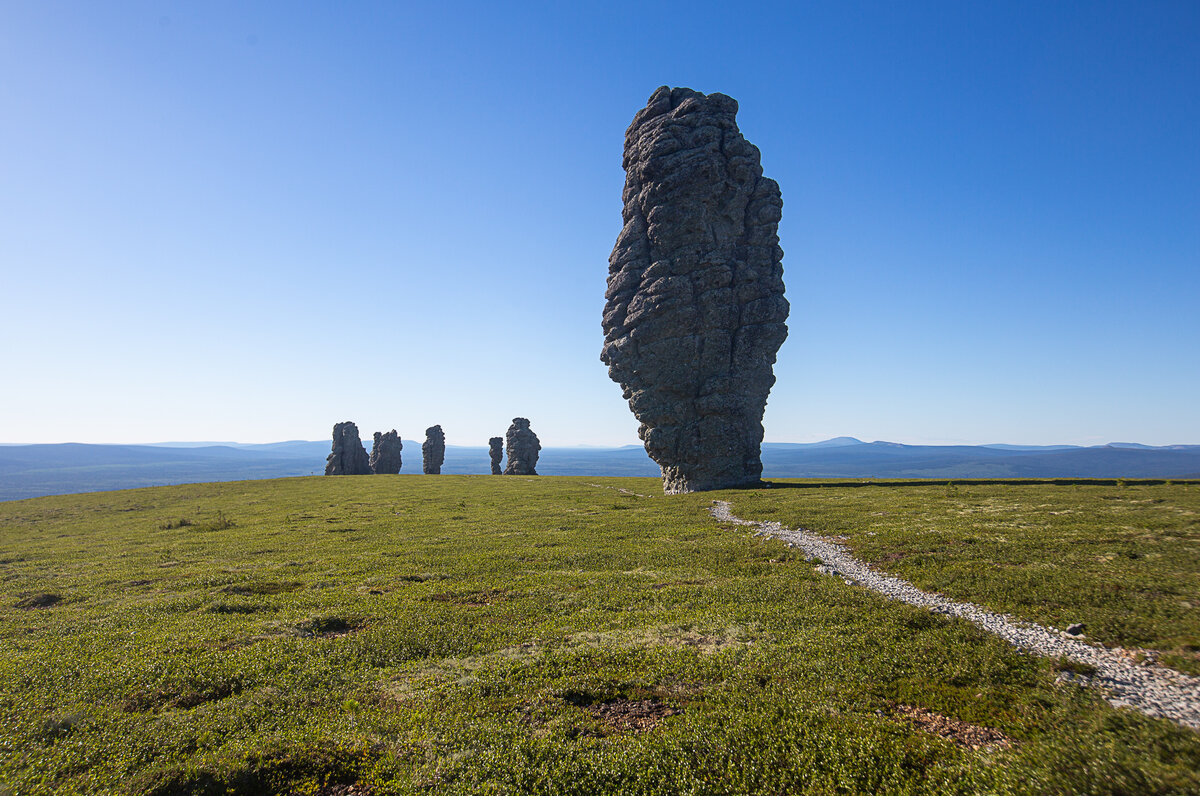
711,500,1200,731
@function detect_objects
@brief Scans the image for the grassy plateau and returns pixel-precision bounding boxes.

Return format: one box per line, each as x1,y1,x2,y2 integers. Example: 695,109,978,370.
1,476,1198,795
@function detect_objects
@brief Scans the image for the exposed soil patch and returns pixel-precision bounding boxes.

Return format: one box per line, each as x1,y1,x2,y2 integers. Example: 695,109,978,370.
397,573,446,583
316,785,373,795
16,592,61,609
294,616,360,638
428,588,508,606
205,601,270,615
586,698,679,734
122,679,243,712
160,513,235,532
893,704,1012,749
38,712,87,741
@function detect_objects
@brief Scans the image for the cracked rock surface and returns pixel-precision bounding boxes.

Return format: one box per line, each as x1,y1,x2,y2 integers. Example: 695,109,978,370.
369,430,403,474
324,422,371,476
422,425,445,475
503,418,540,476
601,86,789,494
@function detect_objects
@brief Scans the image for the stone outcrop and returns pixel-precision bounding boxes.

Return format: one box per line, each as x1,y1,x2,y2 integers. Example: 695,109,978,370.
324,421,371,475
489,437,504,475
422,425,445,474
503,417,540,475
369,430,403,474
601,87,789,494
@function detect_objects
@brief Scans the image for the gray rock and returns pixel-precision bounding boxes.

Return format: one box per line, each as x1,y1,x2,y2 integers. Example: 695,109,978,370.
601,86,789,494
489,436,504,475
503,417,540,475
369,430,403,474
324,421,371,475
1066,623,1086,636
422,425,445,475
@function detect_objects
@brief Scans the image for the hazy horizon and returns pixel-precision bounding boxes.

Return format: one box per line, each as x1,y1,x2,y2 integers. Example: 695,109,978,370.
2,435,1197,449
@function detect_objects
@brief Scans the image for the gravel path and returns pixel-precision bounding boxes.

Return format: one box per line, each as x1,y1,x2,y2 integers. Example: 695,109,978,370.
711,500,1200,731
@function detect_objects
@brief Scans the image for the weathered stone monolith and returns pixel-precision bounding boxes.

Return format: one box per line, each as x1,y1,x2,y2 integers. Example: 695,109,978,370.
503,418,540,475
369,430,403,474
324,421,372,475
601,87,789,494
489,437,504,475
422,425,445,475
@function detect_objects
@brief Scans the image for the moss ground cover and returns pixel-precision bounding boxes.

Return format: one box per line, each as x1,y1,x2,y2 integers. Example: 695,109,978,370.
1,476,1198,794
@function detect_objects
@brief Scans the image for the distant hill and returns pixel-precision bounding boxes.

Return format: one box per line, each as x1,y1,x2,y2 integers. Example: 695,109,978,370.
760,442,1200,480
980,444,1082,451
788,436,865,449
1,438,1198,501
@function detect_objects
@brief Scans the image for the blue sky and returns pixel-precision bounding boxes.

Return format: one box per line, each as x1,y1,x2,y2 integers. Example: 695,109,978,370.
2,1,1197,447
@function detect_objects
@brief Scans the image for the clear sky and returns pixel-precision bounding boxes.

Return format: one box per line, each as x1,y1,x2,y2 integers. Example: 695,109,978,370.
2,1,1197,447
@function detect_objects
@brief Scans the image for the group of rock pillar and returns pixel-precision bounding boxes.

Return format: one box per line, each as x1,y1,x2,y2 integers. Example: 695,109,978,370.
327,89,787,494
486,419,541,475
323,418,540,476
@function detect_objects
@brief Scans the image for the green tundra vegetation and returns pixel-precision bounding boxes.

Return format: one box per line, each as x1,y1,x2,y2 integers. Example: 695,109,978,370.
0,476,1197,795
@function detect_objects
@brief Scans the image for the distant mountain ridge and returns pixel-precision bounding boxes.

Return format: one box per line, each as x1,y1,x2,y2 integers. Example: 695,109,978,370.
1,438,1198,501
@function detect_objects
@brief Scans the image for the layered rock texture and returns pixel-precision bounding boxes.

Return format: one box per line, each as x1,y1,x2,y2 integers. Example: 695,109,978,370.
503,418,540,475
601,87,789,493
422,425,445,475
369,430,403,474
489,437,504,475
324,422,372,476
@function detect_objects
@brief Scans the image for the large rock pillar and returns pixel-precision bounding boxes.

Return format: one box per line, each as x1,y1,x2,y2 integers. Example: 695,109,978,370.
489,437,504,475
503,418,540,475
324,421,372,475
601,87,789,493
422,425,446,475
369,430,403,474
